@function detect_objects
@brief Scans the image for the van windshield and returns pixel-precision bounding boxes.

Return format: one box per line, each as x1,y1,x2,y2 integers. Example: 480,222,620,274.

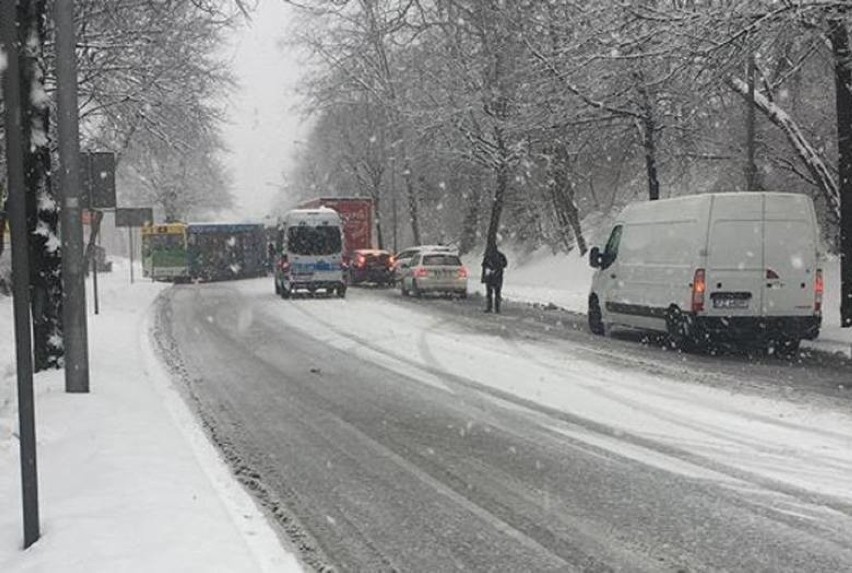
288,225,342,256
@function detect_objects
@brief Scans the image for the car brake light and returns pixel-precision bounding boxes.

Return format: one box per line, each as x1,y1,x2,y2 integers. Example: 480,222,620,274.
458,267,469,279
414,267,428,278
692,268,706,313
815,268,824,313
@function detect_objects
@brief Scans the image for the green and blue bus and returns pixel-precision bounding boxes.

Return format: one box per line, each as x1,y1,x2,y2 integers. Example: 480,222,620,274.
142,222,268,282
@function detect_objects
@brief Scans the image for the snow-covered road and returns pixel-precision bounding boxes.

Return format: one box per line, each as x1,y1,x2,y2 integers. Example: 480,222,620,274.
157,278,852,572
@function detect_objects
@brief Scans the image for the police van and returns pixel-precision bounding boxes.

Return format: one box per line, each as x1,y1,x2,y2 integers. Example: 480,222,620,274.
274,207,346,298
588,192,823,353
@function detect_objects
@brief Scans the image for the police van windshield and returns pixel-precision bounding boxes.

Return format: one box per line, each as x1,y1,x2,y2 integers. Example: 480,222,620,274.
287,225,342,256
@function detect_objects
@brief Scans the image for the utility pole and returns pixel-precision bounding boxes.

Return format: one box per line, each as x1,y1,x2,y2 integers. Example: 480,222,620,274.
55,0,91,391
1,0,41,548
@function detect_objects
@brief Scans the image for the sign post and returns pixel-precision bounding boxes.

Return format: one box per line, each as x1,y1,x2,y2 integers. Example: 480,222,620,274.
128,227,135,283
1,0,41,547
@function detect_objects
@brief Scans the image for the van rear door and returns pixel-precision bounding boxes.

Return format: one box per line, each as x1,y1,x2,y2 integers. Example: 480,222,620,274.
706,194,764,316
762,194,817,317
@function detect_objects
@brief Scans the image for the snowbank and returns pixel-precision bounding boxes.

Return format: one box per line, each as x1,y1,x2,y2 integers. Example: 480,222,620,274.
0,259,300,572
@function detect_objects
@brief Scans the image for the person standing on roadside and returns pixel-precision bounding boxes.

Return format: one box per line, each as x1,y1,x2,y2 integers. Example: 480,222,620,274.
481,245,508,313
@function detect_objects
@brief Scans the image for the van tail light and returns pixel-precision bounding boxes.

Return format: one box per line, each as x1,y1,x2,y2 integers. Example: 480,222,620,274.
815,269,824,314
692,268,706,313
414,267,429,278
458,266,469,279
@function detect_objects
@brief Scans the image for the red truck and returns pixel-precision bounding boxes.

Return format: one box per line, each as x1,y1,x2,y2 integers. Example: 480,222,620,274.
297,197,375,260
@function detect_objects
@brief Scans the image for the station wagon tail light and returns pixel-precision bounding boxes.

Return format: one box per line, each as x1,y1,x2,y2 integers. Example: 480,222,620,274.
414,267,429,278
458,266,469,279
692,268,706,313
815,269,824,314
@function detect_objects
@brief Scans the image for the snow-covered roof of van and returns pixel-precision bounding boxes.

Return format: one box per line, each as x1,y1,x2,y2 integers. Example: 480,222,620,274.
619,191,810,223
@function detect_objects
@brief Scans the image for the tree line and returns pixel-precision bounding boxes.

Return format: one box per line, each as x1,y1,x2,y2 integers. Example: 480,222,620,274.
284,0,852,270
1,0,241,369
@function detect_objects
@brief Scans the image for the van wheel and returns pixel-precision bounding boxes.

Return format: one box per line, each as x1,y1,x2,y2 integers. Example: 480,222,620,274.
588,295,605,336
666,306,695,351
771,337,801,357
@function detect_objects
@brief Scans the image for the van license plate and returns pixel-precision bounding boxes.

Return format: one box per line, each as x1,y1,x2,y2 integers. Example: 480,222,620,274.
713,297,749,309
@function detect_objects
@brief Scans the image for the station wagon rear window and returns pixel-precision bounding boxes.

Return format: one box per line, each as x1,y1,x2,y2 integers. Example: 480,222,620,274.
422,255,462,266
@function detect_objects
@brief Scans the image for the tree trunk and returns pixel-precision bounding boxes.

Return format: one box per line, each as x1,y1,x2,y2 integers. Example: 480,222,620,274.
0,199,6,258
373,191,384,250
829,20,852,327
485,127,509,252
548,143,587,255
19,0,63,370
396,131,421,245
635,76,660,201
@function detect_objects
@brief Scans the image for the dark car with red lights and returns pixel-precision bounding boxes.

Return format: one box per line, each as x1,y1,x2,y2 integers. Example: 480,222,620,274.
349,248,395,286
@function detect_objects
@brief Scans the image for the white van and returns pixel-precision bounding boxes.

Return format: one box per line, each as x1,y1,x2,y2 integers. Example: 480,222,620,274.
588,192,823,353
274,208,346,298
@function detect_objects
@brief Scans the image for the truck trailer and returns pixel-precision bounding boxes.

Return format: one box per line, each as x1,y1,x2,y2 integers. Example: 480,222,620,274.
297,197,375,261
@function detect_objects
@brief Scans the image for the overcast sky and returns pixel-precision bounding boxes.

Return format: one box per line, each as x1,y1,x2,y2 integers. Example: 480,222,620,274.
220,0,309,222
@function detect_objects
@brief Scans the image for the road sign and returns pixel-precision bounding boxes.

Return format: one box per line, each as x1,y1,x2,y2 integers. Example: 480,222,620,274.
114,207,153,228
81,152,116,209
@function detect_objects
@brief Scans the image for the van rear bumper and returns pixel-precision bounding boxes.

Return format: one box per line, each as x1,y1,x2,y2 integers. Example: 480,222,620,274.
694,315,821,341
289,281,345,291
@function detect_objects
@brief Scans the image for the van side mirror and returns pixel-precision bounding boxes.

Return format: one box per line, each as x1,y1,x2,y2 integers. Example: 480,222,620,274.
589,246,602,269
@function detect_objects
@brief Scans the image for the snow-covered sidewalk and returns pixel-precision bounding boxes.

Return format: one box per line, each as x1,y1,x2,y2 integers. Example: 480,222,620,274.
0,260,300,572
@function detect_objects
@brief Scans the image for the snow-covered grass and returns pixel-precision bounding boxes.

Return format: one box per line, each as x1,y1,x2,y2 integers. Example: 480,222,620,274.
466,245,852,356
0,259,300,572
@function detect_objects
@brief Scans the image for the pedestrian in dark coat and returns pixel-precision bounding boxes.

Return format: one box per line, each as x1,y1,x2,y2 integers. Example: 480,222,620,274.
481,245,508,313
